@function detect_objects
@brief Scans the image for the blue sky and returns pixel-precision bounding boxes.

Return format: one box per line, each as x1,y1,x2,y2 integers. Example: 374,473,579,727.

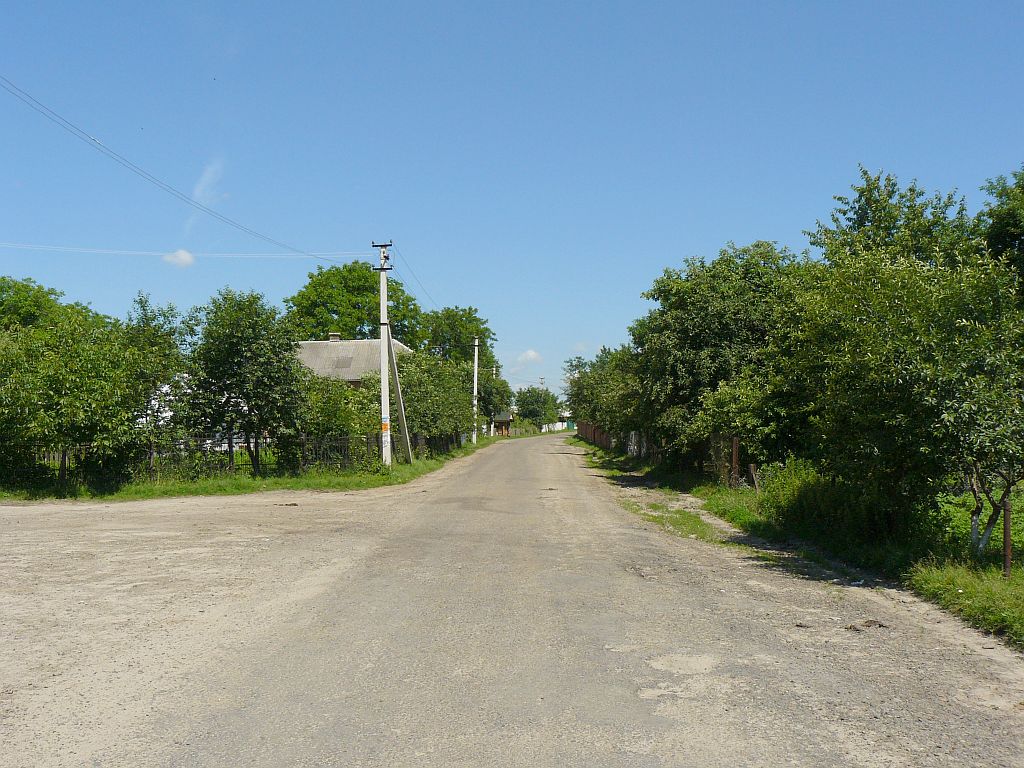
2,1,1022,392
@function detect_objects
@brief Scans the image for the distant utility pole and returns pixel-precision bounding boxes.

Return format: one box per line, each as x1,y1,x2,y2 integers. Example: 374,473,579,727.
472,336,479,445
373,241,393,467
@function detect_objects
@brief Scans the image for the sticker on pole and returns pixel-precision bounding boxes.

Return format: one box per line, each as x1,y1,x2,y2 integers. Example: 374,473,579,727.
381,421,390,432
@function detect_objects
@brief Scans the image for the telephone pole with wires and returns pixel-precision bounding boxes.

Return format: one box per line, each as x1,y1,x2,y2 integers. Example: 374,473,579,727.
373,241,393,467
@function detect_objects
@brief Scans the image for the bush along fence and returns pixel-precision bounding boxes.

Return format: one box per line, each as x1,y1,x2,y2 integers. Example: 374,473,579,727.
576,422,760,488
1,429,471,492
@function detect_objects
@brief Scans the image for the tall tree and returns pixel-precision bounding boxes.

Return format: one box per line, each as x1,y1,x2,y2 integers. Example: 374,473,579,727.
809,166,983,265
629,241,802,456
980,164,1024,280
514,386,560,429
420,306,497,368
123,293,184,437
186,289,303,473
284,262,423,346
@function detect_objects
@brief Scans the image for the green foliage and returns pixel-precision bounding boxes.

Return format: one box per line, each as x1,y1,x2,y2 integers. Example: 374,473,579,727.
367,351,474,439
479,367,513,421
284,262,423,346
980,164,1024,282
298,373,378,438
908,563,1024,649
421,306,496,366
514,386,559,429
570,165,1024,566
808,166,983,265
564,346,640,440
123,293,184,436
629,241,805,455
185,289,303,472
0,276,67,329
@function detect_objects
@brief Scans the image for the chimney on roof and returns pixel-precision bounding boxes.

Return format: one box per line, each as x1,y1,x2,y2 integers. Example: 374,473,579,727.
328,333,342,342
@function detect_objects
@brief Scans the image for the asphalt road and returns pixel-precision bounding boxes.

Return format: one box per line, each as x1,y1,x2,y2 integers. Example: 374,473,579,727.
2,434,1024,767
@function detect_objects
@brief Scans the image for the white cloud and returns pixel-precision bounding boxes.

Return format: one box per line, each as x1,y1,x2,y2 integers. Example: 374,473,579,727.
185,158,225,234
516,349,543,365
163,249,195,268
192,158,224,204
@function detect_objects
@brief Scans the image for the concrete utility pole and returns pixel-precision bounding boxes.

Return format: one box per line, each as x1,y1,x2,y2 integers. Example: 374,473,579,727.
373,241,393,467
472,336,479,445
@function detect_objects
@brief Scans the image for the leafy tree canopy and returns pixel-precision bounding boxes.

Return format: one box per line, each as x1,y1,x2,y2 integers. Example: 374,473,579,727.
0,276,105,330
185,289,303,460
980,164,1024,280
284,262,423,346
514,386,560,429
421,305,497,369
809,166,983,266
628,241,804,452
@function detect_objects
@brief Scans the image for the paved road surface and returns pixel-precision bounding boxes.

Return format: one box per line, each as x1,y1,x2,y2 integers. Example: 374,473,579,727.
2,434,1024,766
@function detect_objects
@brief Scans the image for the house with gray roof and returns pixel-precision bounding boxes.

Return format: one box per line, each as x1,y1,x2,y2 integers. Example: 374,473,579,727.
296,333,413,385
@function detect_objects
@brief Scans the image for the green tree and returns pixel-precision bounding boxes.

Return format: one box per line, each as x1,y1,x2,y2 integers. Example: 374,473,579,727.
564,345,640,440
123,294,184,439
629,241,803,458
514,386,559,429
185,289,303,474
809,166,983,265
284,262,423,346
478,367,513,423
980,164,1024,280
421,306,497,367
362,351,474,446
298,372,378,439
0,305,151,483
0,276,65,329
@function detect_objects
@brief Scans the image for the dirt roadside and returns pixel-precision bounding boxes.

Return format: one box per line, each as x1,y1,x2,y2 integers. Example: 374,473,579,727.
0,454,472,766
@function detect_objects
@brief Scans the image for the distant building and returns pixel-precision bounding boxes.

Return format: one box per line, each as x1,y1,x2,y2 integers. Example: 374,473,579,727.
492,411,513,437
542,409,575,432
296,333,413,385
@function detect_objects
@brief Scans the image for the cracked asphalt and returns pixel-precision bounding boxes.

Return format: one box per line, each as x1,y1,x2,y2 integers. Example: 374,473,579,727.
2,434,1023,766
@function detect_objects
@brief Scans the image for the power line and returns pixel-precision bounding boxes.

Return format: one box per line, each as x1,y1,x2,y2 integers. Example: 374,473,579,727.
0,74,331,262
391,243,441,309
0,242,371,260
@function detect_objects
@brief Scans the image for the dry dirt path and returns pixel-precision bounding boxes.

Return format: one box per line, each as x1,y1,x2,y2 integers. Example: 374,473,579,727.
2,434,1023,767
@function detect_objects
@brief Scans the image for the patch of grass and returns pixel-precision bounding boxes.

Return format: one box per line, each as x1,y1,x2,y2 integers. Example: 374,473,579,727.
908,563,1024,650
617,497,720,543
1,438,497,503
656,506,719,542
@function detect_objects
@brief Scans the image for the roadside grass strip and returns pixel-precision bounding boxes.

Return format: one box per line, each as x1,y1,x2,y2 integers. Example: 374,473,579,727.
1,437,499,503
630,500,721,543
908,563,1024,649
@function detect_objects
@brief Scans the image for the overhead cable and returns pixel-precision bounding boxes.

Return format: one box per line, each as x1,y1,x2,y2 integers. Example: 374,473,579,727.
0,74,332,262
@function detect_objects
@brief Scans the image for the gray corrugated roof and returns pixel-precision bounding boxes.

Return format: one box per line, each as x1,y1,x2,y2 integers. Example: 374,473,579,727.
296,338,413,382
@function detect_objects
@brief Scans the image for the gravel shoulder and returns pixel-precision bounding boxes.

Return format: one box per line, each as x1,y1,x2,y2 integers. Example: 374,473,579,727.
2,435,1023,767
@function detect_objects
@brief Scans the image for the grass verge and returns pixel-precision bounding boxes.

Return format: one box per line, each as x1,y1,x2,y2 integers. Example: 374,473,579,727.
907,563,1024,648
1,437,497,503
